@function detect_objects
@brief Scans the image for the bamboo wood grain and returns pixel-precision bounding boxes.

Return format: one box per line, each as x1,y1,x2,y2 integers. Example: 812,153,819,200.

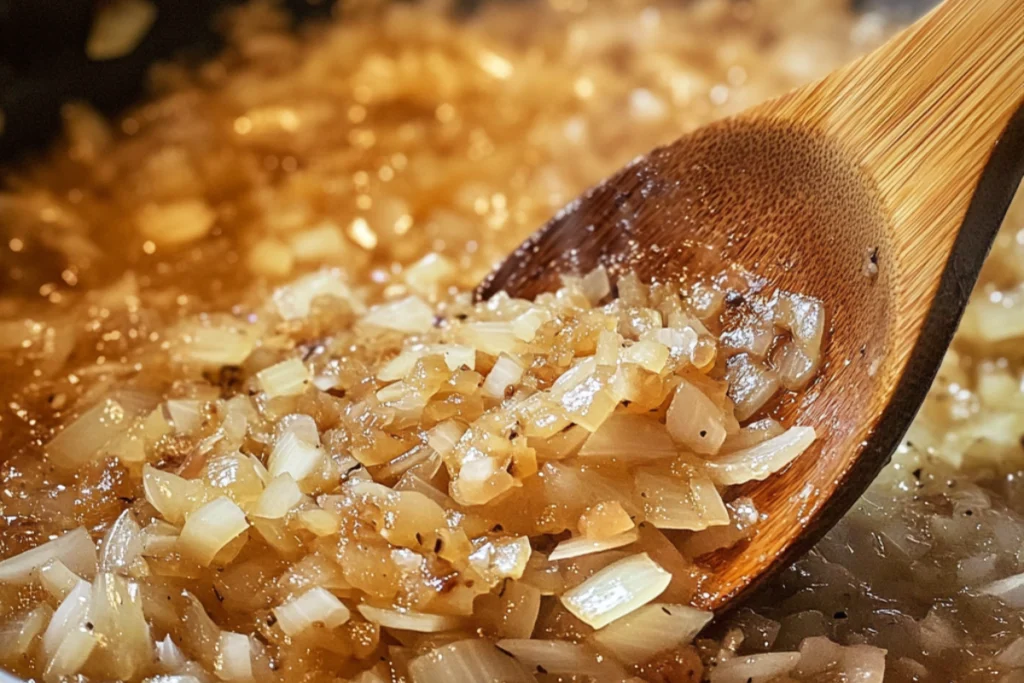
479,0,1024,612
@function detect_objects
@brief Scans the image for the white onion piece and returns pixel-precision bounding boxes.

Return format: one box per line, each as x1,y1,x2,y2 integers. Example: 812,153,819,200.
589,603,712,664
774,291,825,351
594,330,620,366
46,392,156,468
297,509,340,537
634,470,729,531
268,431,324,482
253,474,304,519
0,527,96,585
511,308,552,342
721,418,785,453
362,296,435,334
427,420,466,456
408,640,533,683
273,588,351,636
39,560,82,601
171,322,256,366
214,632,253,682
148,676,202,683
793,637,886,682
579,413,677,461
621,340,669,373
275,413,320,446
580,266,611,304
560,553,671,629
706,426,816,486
273,270,363,321
257,358,311,398
666,379,727,455
165,399,203,434
548,529,638,561
492,581,542,639
378,344,476,381
497,639,625,680
89,573,152,679
726,355,781,422
42,579,93,664
481,354,525,399
774,338,820,391
156,634,188,672
709,652,801,683
457,321,524,356
0,604,53,662
357,604,461,633
142,520,180,557
99,509,144,574
143,465,211,525
980,571,1024,606
177,497,249,566
680,497,760,557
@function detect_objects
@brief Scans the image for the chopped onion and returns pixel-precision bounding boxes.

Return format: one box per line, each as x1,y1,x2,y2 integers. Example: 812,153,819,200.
680,496,759,557
589,603,712,664
457,321,525,356
482,354,525,399
39,560,82,600
273,587,351,636
634,470,729,531
594,330,621,366
427,420,466,456
156,634,187,671
773,338,820,391
666,379,727,455
726,354,781,422
709,652,801,683
257,358,311,398
273,269,363,321
408,640,533,683
581,266,611,304
42,579,95,675
297,509,341,536
980,571,1024,606
721,418,785,453
142,520,180,557
214,632,253,682
362,296,435,334
288,221,347,262
548,529,638,561
177,497,249,566
793,637,886,682
621,340,669,373
99,509,144,574
171,321,256,366
47,391,157,468
165,399,204,434
773,291,825,351
143,464,212,525
706,426,816,486
560,553,671,629
378,345,476,381
276,413,320,445
0,527,96,585
497,639,625,679
357,604,461,633
468,536,533,585
511,309,552,342
253,474,304,519
579,413,677,460
88,573,152,679
0,604,53,662
268,431,324,481
403,253,457,300
489,580,542,639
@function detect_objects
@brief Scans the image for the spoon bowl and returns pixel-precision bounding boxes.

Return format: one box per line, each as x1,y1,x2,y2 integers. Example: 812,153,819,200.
478,0,1024,611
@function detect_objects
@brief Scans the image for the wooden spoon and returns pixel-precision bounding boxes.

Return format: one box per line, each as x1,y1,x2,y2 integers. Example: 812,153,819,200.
478,0,1024,612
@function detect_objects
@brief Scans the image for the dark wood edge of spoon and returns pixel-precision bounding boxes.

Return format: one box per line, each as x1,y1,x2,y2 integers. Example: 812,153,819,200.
715,101,1024,615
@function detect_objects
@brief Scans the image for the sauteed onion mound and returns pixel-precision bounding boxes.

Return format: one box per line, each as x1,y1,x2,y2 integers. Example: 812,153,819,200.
3,0,1024,681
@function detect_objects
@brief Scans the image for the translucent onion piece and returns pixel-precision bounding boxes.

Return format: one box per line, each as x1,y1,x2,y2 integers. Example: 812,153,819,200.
559,553,671,629
143,465,212,525
253,474,304,519
481,354,525,399
467,536,533,585
0,527,96,585
0,604,53,663
379,345,476,381
403,253,457,300
165,399,203,434
273,269,363,321
666,379,727,455
177,497,249,566
46,391,156,468
581,266,612,304
88,573,153,679
268,431,324,481
679,496,759,557
548,529,639,561
457,321,526,356
706,426,816,486
273,588,351,636
427,420,466,456
357,605,461,633
774,338,821,391
257,358,311,398
491,581,542,639
142,520,180,557
589,603,712,664
362,296,435,334
634,470,729,531
99,509,144,574
156,634,187,671
708,652,801,683
297,509,341,536
774,291,825,351
42,579,92,664
621,340,669,374
980,571,1024,607
214,632,253,682
511,308,552,342
171,322,256,366
579,413,677,460
721,418,785,453
497,639,625,679
793,637,886,682
39,560,82,601
579,501,635,539
726,355,781,422
408,640,533,683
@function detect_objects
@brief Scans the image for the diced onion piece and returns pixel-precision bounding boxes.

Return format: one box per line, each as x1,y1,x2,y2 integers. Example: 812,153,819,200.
666,379,727,455
42,579,93,665
165,399,203,434
581,266,611,304
0,603,53,663
708,652,801,683
99,509,144,574
498,639,624,679
774,338,821,391
590,603,712,664
427,420,465,456
178,497,249,566
215,632,253,682
594,330,620,366
378,345,476,381
362,296,435,334
47,393,154,468
634,470,729,531
143,465,211,525
652,327,698,357
253,474,304,519
774,291,825,351
548,529,638,561
0,527,96,585
39,560,82,601
297,509,340,536
277,413,320,446
579,413,677,460
721,418,785,453
357,604,461,633
579,501,635,539
457,321,524,356
257,358,311,398
273,269,363,321
171,322,255,366
141,520,180,557
408,640,533,683
482,354,525,399
468,537,533,585
88,573,152,680
560,553,671,629
621,340,669,373
726,355,781,422
706,427,816,486
980,571,1024,606
273,588,351,636
511,309,552,342
680,496,759,557
794,637,886,682
156,634,187,671
490,581,542,639
268,432,324,482
403,253,457,300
